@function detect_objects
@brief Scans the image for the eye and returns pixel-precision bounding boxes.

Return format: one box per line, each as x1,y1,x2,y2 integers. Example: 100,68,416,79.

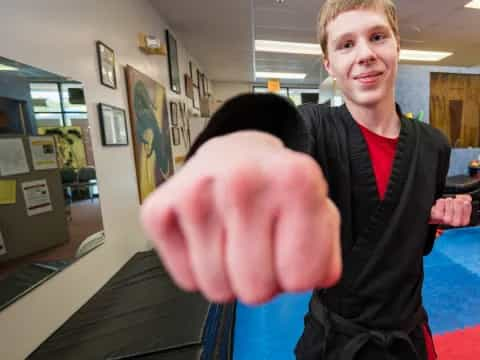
341,40,354,49
371,33,386,42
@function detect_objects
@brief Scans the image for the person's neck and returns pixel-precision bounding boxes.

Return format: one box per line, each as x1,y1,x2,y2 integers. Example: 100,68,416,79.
345,96,400,139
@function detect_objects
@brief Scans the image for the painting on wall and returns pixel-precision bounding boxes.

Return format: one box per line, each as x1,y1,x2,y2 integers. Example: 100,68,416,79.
166,30,181,94
37,126,87,169
125,65,174,203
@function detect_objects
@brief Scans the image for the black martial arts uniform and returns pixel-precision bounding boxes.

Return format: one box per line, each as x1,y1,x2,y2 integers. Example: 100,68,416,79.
187,94,451,360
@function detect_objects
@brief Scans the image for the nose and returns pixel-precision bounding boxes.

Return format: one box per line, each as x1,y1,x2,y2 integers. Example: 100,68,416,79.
356,39,377,65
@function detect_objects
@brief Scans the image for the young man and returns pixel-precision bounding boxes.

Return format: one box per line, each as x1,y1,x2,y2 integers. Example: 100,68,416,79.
141,1,473,358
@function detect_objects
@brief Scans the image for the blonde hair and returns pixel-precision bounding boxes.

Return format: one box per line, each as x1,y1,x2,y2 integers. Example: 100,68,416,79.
318,0,399,58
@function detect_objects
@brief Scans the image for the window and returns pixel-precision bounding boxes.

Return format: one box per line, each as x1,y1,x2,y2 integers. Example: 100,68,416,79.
30,82,87,128
253,86,320,106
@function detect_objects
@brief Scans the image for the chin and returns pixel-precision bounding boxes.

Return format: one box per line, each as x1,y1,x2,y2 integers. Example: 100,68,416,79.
347,88,390,108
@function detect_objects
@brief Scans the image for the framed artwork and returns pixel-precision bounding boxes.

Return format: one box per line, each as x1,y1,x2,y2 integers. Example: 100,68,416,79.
196,70,202,95
96,41,117,89
98,103,129,146
166,30,181,94
193,86,200,110
191,63,199,87
202,74,208,97
184,74,194,100
169,102,178,126
171,127,180,145
125,65,174,203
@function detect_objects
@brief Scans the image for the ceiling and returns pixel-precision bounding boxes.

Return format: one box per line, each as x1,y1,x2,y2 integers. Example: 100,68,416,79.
150,0,480,86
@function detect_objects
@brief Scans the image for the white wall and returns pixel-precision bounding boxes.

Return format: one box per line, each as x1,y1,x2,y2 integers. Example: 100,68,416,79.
0,1,208,358
212,81,252,103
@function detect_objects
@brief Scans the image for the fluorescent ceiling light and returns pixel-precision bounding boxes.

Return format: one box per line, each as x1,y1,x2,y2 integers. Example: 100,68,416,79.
465,1,480,9
255,40,323,56
0,64,18,71
399,49,452,62
255,39,452,62
256,72,307,80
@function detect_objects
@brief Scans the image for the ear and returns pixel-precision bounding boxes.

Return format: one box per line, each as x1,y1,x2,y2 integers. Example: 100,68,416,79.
323,56,334,77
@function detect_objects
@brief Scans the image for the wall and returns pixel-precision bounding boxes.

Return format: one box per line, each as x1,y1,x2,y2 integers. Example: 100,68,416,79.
0,1,208,358
212,81,252,103
396,64,480,175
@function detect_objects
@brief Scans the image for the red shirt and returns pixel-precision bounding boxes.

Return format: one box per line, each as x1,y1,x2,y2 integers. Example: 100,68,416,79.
357,122,399,200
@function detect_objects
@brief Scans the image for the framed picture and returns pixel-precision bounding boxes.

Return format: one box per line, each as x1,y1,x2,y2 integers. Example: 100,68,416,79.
98,103,128,146
125,65,173,203
96,41,117,89
166,30,181,94
193,86,200,110
196,70,202,94
184,74,194,100
169,102,178,126
171,127,180,145
201,73,207,98
191,63,199,87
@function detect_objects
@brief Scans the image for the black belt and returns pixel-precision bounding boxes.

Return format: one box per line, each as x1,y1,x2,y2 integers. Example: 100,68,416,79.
310,301,423,360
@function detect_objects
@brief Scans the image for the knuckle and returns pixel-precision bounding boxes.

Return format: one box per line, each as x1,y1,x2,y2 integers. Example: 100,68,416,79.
280,155,326,205
223,166,265,210
178,177,214,224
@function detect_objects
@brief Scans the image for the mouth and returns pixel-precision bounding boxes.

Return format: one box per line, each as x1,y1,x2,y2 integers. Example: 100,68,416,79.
353,71,384,84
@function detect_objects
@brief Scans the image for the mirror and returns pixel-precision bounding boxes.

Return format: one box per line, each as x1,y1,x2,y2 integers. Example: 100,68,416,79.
0,56,104,310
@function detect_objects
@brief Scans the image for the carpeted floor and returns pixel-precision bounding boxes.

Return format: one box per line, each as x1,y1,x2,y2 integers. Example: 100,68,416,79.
233,227,480,359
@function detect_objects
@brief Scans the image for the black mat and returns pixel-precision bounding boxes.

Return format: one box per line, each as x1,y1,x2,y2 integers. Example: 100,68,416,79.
0,264,57,311
28,251,211,360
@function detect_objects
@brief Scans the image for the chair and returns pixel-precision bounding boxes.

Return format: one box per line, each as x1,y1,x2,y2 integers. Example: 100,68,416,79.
77,167,97,201
60,167,77,221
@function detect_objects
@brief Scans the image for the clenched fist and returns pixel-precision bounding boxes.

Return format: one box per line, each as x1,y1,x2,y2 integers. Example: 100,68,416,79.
140,131,342,304
429,194,472,227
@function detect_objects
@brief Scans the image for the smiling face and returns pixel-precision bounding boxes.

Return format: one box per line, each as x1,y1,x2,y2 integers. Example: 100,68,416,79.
323,8,400,108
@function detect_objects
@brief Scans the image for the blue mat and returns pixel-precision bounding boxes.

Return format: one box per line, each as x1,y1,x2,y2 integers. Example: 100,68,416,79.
233,227,480,359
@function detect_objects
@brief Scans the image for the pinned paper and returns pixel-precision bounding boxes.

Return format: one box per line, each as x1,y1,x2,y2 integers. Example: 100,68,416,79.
22,179,52,216
29,136,58,170
0,180,16,205
267,79,281,93
0,138,29,176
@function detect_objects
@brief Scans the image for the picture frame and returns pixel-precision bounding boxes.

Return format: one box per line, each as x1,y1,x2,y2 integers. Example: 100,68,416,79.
184,74,194,100
205,75,209,95
98,103,129,146
171,127,180,145
166,30,181,94
169,102,178,126
193,86,200,110
196,69,202,95
191,62,199,87
201,73,207,98
96,41,117,89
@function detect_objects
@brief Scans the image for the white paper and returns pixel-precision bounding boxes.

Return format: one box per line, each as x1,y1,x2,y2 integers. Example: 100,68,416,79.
29,136,58,170
0,138,30,176
22,179,52,216
0,230,7,256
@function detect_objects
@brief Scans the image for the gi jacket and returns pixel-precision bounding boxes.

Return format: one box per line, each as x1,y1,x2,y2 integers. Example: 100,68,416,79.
187,94,451,331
